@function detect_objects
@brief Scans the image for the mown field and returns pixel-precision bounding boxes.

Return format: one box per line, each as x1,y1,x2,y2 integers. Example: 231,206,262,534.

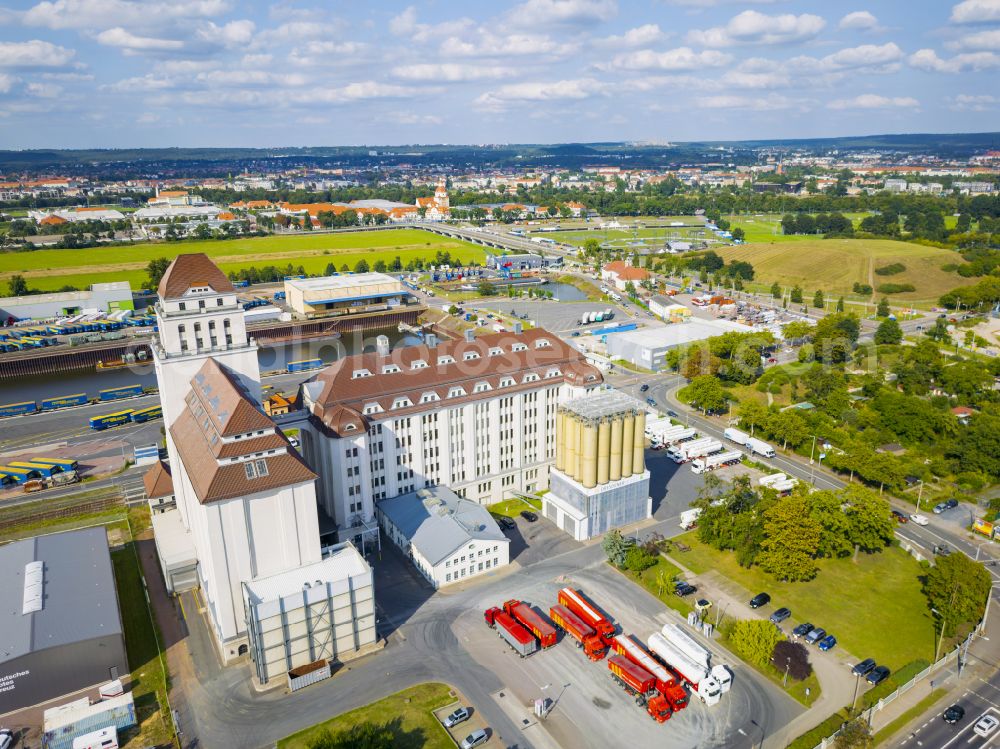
0,229,487,291
716,237,960,304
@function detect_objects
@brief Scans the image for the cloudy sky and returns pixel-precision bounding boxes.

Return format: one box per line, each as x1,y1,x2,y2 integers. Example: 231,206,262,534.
0,0,998,149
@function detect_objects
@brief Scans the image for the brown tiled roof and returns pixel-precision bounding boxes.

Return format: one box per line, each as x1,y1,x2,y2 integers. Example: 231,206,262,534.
188,358,273,438
143,460,174,499
158,253,235,299
306,328,602,426
314,404,368,437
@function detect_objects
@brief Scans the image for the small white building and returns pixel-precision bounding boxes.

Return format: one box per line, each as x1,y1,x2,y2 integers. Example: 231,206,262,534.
377,486,510,588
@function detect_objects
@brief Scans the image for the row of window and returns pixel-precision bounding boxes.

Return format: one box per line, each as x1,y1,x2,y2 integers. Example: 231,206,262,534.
445,558,498,582
359,370,562,415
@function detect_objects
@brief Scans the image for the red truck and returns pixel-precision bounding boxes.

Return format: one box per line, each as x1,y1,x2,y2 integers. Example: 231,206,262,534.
611,635,688,713
502,600,557,649
557,587,615,644
607,654,657,705
484,607,538,658
549,604,607,660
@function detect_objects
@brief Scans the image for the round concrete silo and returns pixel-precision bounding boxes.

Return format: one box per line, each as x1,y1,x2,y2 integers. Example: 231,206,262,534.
597,418,611,485
554,410,566,472
609,416,623,482
564,414,578,480
582,422,598,488
633,410,646,474
621,413,634,477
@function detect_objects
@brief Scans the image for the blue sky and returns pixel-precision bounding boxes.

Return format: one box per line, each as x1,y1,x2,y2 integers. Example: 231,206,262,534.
0,0,998,149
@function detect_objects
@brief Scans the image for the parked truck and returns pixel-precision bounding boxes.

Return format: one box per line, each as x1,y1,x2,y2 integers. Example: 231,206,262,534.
557,587,615,644
661,624,733,694
758,472,787,487
607,653,658,705
611,635,689,713
658,427,697,445
647,632,722,706
690,450,742,474
549,604,606,660
679,508,702,531
502,600,557,649
484,607,538,658
723,427,750,446
745,437,776,458
668,438,722,464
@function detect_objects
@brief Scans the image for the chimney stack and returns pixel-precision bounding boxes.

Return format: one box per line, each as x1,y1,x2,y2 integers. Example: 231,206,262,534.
376,335,390,357
464,328,475,343
425,333,438,349
513,321,523,335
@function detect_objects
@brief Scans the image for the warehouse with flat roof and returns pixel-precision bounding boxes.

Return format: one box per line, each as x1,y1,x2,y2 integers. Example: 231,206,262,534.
0,281,133,322
283,273,410,318
0,527,128,715
605,318,751,371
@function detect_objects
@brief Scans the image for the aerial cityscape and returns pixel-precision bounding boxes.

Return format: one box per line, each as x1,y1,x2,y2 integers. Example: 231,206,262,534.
0,2,999,749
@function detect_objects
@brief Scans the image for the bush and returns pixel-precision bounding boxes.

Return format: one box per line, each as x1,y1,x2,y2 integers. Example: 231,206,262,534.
874,263,906,276
852,282,873,296
728,619,785,669
773,640,813,681
876,283,916,294
624,545,657,573
861,659,930,709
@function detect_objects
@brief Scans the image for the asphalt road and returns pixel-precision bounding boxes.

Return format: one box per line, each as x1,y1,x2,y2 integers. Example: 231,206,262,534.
890,671,1000,749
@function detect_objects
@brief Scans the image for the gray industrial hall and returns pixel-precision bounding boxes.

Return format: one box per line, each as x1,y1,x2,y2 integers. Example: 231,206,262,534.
0,527,129,716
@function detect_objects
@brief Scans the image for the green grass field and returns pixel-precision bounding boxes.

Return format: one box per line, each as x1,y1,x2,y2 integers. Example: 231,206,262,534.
716,237,959,304
0,229,486,291
675,533,935,672
277,683,455,749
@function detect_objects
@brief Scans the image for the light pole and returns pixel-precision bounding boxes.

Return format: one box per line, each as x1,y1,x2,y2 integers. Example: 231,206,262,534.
932,607,948,663
851,672,863,713
782,656,791,687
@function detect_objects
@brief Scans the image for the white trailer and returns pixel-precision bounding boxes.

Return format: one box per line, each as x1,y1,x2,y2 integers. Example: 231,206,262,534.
660,427,697,445
690,450,742,474
673,438,723,463
772,478,799,494
758,472,787,487
645,417,675,437
745,437,776,458
723,427,750,446
680,508,702,530
661,623,711,669
647,632,722,706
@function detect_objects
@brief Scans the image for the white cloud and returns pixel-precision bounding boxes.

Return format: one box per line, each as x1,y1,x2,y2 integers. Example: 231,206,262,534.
814,42,903,71
287,40,368,67
96,27,184,51
951,93,999,110
828,94,918,109
388,7,474,43
909,48,1000,72
604,46,731,71
26,81,62,98
307,81,421,104
948,29,1000,51
596,24,665,48
388,112,444,125
696,93,795,110
475,78,602,110
688,10,826,47
390,6,418,36
719,68,791,89
255,20,341,44
22,0,230,30
507,0,617,25
838,11,880,31
0,74,14,93
950,0,1000,24
196,20,255,48
664,0,793,5
440,32,576,58
391,63,515,82
0,40,75,67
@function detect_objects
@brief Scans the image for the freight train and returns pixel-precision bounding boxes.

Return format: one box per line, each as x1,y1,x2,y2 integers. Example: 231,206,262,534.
0,383,149,418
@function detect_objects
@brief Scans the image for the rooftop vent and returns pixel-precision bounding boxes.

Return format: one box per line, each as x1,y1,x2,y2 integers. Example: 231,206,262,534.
22,560,43,615
425,333,438,349
464,328,475,343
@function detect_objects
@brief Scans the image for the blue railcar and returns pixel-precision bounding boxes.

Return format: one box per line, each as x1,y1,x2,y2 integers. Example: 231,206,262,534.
98,383,143,401
0,401,37,418
40,393,88,410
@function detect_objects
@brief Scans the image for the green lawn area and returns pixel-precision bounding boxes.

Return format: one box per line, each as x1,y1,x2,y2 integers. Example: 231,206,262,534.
277,683,456,749
622,555,695,618
488,495,542,518
111,545,174,748
674,533,935,672
0,229,486,291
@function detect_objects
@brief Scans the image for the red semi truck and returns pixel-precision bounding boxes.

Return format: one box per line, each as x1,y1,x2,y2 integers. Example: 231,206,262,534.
484,607,538,658
607,654,657,705
549,604,607,660
557,587,615,644
502,600,557,649
611,635,689,713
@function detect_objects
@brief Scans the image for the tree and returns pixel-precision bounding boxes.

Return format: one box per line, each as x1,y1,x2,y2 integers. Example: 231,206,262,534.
926,317,951,343
771,281,781,299
477,280,497,296
373,259,387,273
842,485,895,553
924,553,992,636
354,259,370,273
732,227,745,242
811,313,860,363
685,375,729,413
758,495,821,581
679,346,722,379
790,285,803,304
835,720,873,749
624,545,657,573
876,297,891,317
728,619,785,668
773,640,812,681
782,320,813,342
766,409,808,450
6,274,29,297
145,257,171,289
874,318,903,345
836,297,845,312
602,529,632,567
738,401,770,436
813,289,825,309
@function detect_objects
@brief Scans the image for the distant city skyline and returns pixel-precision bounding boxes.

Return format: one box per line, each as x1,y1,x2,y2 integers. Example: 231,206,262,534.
0,0,998,149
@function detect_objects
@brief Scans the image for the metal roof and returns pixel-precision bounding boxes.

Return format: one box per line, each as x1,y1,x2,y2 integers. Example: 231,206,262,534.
377,486,508,566
0,527,123,665
285,272,400,292
560,388,644,421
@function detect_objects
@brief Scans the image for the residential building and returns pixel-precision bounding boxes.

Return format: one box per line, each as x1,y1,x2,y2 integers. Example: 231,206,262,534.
377,485,510,588
601,261,650,291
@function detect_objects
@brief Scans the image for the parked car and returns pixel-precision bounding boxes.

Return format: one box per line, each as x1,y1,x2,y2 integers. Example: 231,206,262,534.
667,410,678,417
933,544,952,556
910,514,929,526
520,510,538,522
646,397,657,407
769,607,792,624
461,729,489,748
497,516,516,530
974,715,1000,738
891,509,908,524
674,582,697,597
818,635,837,651
933,502,949,514
444,707,470,728
0,729,11,749
943,704,966,724
852,658,876,677
749,592,771,609
946,498,959,510
805,627,826,645
792,623,814,639
866,665,890,685
640,384,650,392
571,331,581,337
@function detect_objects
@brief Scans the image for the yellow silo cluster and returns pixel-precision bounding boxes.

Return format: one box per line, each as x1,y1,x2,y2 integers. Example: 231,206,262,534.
555,402,646,490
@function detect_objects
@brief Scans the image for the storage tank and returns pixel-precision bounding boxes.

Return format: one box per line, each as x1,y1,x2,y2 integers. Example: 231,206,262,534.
554,411,566,472
565,415,578,481
582,423,598,489
597,419,611,485
633,410,645,473
621,413,634,477
609,416,623,482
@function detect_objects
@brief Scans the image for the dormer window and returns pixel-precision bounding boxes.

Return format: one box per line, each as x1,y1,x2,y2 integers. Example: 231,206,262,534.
381,364,401,374
362,402,382,415
511,342,528,352
463,351,480,361
488,347,503,357
420,392,440,404
448,386,466,398
499,376,515,388
391,397,412,409
411,359,428,370
524,372,540,383
473,381,491,393
437,355,455,365
244,458,269,479
352,369,372,379
545,367,562,378
535,338,552,348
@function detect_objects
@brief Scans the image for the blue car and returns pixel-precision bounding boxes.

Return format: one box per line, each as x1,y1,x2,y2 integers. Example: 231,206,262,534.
818,635,837,651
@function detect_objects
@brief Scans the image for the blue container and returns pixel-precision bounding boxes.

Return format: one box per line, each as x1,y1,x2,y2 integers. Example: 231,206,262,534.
98,384,143,401
40,393,88,410
0,401,37,418
89,410,134,430
288,358,323,373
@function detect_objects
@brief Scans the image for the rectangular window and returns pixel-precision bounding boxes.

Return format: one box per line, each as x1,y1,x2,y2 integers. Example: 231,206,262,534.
255,459,269,476
244,462,256,479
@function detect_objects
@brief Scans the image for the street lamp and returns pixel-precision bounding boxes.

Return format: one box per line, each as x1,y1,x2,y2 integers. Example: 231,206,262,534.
737,719,765,749
932,607,948,663
851,672,864,713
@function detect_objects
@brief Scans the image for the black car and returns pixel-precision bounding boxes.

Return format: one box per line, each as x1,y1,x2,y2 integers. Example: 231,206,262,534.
640,384,650,392
943,704,966,724
946,498,959,510
792,622,814,639
497,516,516,530
749,592,771,609
667,410,678,418
852,658,876,677
520,510,538,522
866,665,891,685
675,582,697,597
769,607,791,624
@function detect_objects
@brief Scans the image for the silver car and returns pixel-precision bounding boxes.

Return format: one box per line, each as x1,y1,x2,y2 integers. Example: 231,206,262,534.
444,707,470,728
461,728,488,748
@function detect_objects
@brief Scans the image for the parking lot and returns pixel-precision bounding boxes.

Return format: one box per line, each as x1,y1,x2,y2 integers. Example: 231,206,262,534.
465,297,630,334
434,693,503,749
